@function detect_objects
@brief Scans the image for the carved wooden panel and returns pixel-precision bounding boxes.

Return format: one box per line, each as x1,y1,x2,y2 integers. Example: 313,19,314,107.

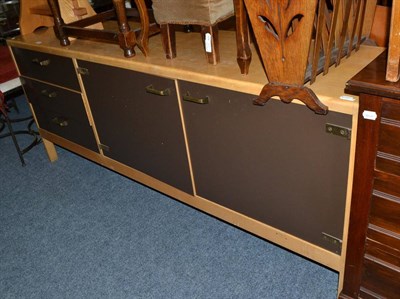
243,0,372,114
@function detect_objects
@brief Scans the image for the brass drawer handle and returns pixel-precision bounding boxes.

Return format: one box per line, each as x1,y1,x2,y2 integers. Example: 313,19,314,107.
41,89,57,98
145,85,171,96
52,117,69,127
32,58,51,66
183,92,209,104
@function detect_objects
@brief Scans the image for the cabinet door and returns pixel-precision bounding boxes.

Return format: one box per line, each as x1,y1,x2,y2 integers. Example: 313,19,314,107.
78,61,193,194
180,81,352,253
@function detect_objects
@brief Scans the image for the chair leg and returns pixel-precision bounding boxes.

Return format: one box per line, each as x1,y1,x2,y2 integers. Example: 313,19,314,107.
3,115,26,166
201,25,220,65
113,0,136,58
160,24,176,59
46,0,70,46
234,0,251,74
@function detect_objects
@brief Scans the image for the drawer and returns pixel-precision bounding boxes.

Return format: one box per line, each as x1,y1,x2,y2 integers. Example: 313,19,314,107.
370,191,400,235
22,78,98,152
12,47,80,91
361,255,400,298
366,231,400,267
376,99,400,176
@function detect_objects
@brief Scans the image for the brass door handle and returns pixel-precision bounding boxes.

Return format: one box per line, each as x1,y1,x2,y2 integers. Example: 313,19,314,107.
32,58,51,66
41,89,57,98
182,92,209,104
52,117,68,127
145,85,171,96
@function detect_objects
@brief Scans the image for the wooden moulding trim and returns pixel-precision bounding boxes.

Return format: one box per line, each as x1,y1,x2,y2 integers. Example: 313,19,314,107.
72,58,103,154
38,129,343,272
337,111,359,293
174,79,197,196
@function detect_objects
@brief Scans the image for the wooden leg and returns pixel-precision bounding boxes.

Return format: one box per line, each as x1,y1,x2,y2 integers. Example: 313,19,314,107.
113,0,136,58
201,25,220,65
42,138,58,162
134,0,150,56
160,24,176,59
46,0,70,46
234,0,251,74
386,0,400,82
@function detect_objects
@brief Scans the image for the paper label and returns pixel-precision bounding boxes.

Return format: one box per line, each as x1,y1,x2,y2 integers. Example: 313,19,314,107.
362,110,377,120
205,33,212,53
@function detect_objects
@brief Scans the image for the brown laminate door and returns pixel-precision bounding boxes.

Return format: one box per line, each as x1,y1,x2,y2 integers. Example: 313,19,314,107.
179,80,352,253
78,60,193,194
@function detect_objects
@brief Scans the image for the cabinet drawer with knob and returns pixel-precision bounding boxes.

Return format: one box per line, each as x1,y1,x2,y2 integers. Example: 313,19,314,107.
12,48,80,91
22,77,98,152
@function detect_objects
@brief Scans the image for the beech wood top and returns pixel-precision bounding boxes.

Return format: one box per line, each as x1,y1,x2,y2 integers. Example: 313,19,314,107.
8,27,384,114
346,51,400,99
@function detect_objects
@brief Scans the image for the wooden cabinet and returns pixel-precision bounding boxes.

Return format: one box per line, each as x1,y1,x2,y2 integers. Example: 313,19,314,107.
78,60,193,194
7,29,387,295
339,52,400,298
179,80,352,253
12,48,98,152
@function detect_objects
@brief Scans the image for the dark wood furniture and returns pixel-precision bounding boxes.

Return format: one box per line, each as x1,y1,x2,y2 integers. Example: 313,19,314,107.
339,51,400,298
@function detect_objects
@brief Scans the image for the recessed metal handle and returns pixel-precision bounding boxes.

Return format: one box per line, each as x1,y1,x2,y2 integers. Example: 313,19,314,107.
41,89,57,98
52,117,68,127
145,85,171,96
32,58,51,66
183,92,209,104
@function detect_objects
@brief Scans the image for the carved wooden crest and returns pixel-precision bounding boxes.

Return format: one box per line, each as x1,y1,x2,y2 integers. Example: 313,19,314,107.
244,0,317,85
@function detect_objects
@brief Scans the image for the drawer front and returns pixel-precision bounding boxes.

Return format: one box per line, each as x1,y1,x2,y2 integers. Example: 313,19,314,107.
22,78,98,152
361,256,400,298
12,47,80,91
371,178,400,235
365,236,400,268
376,99,400,176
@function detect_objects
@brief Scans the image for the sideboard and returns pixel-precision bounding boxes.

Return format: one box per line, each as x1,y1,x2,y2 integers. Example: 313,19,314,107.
7,27,384,295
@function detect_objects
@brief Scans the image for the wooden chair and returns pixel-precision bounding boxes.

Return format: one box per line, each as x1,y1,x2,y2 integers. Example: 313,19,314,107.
19,0,103,36
243,0,374,114
152,0,251,74
46,0,155,58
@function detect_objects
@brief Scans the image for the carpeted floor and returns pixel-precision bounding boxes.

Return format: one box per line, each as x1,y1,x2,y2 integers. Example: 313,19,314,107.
0,96,339,298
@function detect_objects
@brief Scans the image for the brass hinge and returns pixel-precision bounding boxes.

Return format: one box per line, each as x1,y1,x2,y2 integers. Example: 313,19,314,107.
322,232,342,253
98,143,110,152
77,67,89,75
326,123,351,140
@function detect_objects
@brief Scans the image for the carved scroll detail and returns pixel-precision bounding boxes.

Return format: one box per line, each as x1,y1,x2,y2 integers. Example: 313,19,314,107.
243,0,325,113
244,0,317,86
253,83,328,115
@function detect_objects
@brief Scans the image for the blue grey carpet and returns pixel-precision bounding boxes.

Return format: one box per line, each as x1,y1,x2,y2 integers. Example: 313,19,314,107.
1,96,339,298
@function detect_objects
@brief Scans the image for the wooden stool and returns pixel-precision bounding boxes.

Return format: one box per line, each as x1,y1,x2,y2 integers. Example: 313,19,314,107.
152,0,251,74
